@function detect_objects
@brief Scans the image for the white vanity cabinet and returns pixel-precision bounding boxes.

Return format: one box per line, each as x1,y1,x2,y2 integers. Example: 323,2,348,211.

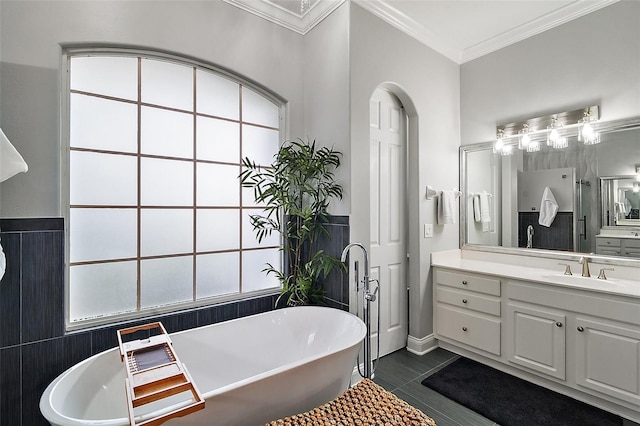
575,316,640,406
506,302,566,380
434,269,501,356
596,235,640,258
431,260,640,422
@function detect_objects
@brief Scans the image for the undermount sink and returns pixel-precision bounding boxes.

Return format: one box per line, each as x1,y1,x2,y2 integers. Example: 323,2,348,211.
540,274,632,287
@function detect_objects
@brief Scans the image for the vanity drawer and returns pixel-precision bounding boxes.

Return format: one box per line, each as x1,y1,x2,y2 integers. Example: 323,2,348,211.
436,305,501,355
596,237,621,248
624,248,640,258
437,287,501,316
435,269,500,296
596,247,621,256
624,238,640,249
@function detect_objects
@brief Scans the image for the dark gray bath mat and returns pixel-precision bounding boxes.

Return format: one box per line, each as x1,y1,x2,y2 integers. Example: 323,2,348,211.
421,357,623,426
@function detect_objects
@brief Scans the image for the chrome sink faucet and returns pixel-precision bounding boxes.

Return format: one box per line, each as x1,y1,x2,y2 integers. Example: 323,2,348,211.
526,225,534,248
578,256,590,277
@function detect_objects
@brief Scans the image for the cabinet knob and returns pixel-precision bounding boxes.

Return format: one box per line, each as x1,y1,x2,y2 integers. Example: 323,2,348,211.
462,326,468,332
462,280,468,285
555,322,563,328
577,326,584,332
462,299,468,304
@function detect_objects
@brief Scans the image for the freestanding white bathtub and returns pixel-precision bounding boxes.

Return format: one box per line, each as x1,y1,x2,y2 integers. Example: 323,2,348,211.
40,306,366,426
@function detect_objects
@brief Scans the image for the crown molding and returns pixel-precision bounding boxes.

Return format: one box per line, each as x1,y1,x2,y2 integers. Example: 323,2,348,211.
222,0,345,35
354,0,618,64
352,0,462,63
461,0,620,63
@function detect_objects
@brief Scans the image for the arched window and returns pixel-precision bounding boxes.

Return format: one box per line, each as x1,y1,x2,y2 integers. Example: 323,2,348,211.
65,48,284,329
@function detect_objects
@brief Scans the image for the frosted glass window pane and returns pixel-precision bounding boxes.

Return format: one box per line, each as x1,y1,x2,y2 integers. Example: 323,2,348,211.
196,209,239,251
241,171,267,208
69,262,137,322
140,158,193,206
242,87,279,128
196,252,239,299
242,249,280,292
197,163,239,206
243,125,279,166
70,151,137,205
140,257,193,309
141,107,193,158
242,209,279,248
70,209,137,262
71,56,138,100
70,94,138,152
141,59,193,111
140,209,193,257
196,69,239,119
196,117,239,163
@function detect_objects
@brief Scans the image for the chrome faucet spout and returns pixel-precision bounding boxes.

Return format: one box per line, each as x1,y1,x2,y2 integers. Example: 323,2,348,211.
579,256,590,277
341,242,368,273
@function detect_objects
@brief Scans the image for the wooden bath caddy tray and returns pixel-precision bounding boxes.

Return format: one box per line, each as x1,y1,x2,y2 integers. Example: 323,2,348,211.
117,322,205,426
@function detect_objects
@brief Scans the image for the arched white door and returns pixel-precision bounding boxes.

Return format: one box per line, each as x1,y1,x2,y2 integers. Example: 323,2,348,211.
369,88,408,357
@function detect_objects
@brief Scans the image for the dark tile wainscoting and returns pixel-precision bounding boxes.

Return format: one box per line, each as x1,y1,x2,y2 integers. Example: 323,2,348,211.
0,216,350,425
518,211,574,251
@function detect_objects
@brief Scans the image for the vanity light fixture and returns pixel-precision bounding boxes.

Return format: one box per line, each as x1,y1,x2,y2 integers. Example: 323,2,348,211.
493,129,504,153
496,105,599,153
547,116,568,149
493,129,514,155
519,124,531,150
547,116,560,146
579,110,600,144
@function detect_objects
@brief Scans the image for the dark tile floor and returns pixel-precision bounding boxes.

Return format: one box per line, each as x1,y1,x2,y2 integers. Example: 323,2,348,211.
372,348,639,426
372,348,496,426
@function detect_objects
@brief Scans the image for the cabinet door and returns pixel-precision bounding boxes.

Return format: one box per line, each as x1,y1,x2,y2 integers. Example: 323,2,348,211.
575,316,640,406
507,303,566,380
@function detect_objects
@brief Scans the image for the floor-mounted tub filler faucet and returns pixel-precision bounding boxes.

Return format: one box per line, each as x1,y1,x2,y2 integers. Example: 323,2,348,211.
341,243,379,380
526,225,534,248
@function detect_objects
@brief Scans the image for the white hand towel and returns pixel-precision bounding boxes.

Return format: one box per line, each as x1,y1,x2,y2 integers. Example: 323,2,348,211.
538,186,559,227
437,190,458,224
473,195,481,222
1,128,28,183
479,191,491,224
0,238,5,281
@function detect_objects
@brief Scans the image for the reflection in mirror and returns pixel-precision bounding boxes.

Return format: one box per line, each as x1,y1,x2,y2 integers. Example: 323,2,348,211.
600,177,640,226
461,116,640,262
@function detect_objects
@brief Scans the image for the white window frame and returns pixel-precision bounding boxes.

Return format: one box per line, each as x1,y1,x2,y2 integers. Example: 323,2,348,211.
62,47,287,330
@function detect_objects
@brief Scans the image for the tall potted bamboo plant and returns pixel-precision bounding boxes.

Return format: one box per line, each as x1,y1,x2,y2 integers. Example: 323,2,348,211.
240,138,345,306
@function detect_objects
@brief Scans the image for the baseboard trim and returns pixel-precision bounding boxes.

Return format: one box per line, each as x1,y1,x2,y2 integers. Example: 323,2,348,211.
407,334,438,355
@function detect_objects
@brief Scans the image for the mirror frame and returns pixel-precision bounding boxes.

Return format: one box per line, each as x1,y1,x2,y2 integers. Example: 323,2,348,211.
599,175,640,228
460,115,640,268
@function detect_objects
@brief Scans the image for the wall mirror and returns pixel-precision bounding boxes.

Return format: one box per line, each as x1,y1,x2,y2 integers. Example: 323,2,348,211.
600,176,640,227
460,115,640,264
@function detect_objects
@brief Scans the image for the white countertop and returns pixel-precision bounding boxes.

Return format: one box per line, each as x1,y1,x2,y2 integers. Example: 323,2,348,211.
431,249,640,299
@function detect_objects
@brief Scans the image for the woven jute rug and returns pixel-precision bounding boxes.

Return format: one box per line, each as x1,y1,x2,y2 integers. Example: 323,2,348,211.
265,379,436,426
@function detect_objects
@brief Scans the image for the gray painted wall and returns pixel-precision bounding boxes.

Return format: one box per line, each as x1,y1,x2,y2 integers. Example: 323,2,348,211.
303,3,350,216
0,0,306,217
461,1,640,146
349,3,460,342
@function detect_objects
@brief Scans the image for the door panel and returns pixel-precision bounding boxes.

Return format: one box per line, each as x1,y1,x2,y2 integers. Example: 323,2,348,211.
369,88,408,356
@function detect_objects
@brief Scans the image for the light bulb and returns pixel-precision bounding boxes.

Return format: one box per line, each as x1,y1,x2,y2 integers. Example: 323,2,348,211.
494,138,504,153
